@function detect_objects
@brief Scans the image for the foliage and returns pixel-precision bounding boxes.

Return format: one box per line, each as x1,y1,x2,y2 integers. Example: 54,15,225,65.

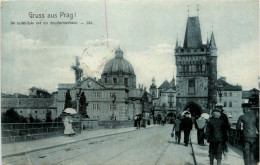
54,116,62,122
45,110,52,122
1,108,28,123
29,114,35,123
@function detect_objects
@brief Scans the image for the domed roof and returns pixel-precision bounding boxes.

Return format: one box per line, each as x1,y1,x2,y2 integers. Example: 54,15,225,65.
102,48,135,76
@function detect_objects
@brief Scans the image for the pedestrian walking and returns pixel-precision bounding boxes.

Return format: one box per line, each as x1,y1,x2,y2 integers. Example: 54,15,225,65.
195,116,206,145
135,115,141,129
172,116,181,144
236,103,259,165
217,104,230,157
64,116,75,136
180,111,193,146
206,109,227,165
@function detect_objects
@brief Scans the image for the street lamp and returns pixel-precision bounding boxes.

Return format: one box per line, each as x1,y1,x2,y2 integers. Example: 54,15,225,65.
217,83,224,102
168,94,174,109
111,93,116,120
76,87,82,113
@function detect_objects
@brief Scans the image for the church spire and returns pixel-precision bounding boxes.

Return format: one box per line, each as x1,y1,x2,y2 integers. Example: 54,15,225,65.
152,76,155,85
210,31,217,49
207,32,209,47
175,34,179,49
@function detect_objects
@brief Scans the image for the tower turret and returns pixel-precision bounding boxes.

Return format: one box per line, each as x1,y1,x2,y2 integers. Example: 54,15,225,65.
149,77,157,98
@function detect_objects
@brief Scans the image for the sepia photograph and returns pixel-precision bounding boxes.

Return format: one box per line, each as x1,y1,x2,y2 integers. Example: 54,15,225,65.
1,0,259,164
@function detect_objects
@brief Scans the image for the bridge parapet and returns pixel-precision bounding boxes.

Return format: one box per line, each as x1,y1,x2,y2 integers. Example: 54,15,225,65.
228,128,259,161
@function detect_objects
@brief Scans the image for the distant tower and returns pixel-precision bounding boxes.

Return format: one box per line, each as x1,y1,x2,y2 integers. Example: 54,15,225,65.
170,75,176,88
175,15,217,117
71,56,83,84
150,77,157,98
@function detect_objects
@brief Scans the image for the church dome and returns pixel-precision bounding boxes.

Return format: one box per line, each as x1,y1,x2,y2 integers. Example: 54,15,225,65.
102,48,135,76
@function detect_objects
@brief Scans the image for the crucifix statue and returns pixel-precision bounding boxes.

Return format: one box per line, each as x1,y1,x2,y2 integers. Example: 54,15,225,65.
71,56,83,84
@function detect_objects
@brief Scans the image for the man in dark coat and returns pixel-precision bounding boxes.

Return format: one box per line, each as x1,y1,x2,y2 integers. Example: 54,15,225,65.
236,103,259,165
206,108,227,165
216,104,231,156
180,112,193,146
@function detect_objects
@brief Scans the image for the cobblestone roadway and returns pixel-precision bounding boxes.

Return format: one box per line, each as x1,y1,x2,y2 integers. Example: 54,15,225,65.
3,125,194,165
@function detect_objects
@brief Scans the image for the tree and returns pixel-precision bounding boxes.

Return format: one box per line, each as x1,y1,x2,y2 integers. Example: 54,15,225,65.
29,114,35,123
1,108,27,123
64,90,72,110
45,110,52,122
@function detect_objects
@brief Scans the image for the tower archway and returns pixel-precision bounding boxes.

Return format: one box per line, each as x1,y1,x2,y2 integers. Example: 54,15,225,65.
183,102,202,119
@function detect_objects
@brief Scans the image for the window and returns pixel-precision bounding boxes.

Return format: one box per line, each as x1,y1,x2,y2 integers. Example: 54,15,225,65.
109,104,116,110
224,92,227,97
229,92,232,97
113,78,117,84
124,78,128,85
188,79,195,94
92,92,101,98
92,104,100,110
229,102,232,107
43,111,45,114
35,110,37,113
224,102,227,107
20,111,22,114
110,93,116,98
104,78,107,83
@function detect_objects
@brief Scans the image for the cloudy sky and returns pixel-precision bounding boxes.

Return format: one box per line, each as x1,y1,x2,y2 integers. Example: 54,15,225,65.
1,0,259,94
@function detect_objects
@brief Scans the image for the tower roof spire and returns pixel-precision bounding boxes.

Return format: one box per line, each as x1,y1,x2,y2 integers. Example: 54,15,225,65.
207,32,209,47
210,31,217,49
183,17,202,49
175,34,179,48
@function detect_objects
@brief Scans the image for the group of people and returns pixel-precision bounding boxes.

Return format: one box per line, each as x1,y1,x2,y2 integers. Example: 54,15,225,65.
172,103,259,165
172,111,193,146
134,114,146,129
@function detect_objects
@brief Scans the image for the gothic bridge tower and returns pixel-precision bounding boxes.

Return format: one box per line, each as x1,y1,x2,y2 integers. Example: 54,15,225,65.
175,16,217,118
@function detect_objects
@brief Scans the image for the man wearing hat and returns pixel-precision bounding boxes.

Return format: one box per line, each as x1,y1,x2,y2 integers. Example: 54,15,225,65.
216,103,230,157
236,103,259,165
180,111,193,146
206,108,227,165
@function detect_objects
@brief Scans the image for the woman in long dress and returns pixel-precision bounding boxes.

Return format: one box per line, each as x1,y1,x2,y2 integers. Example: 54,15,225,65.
64,116,75,136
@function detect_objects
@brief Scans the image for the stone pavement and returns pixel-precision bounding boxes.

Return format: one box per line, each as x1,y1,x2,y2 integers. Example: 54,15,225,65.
3,125,195,165
2,125,157,158
190,130,244,165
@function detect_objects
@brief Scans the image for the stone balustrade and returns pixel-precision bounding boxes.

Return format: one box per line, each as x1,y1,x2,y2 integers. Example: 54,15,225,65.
228,128,259,161
1,122,81,144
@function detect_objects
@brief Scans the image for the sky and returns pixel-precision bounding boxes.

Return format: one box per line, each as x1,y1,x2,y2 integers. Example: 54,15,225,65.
1,0,259,94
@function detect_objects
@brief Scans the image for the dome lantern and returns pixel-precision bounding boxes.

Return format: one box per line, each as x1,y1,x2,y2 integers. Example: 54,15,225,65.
115,47,123,59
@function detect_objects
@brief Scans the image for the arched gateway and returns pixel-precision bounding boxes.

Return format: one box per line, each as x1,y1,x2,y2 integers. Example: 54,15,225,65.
183,102,202,119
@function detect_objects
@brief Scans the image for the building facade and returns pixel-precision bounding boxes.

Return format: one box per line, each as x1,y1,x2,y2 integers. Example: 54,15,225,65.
57,48,152,121
217,77,243,125
150,77,177,123
1,98,57,121
175,16,217,118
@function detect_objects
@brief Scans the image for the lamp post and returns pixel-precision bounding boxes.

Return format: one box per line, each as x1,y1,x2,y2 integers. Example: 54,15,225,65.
167,94,174,124
217,83,224,102
76,87,82,114
111,93,116,120
168,94,174,110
